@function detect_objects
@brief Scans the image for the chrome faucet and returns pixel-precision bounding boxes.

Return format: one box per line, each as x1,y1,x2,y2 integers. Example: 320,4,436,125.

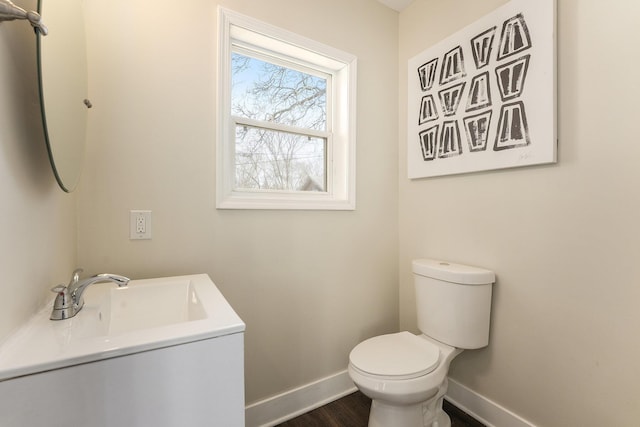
50,268,130,320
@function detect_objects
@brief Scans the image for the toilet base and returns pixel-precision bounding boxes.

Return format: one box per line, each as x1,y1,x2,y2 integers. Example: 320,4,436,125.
367,379,450,427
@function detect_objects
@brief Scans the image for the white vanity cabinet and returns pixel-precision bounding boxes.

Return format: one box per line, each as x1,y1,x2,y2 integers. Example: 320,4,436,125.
0,333,245,426
0,274,245,426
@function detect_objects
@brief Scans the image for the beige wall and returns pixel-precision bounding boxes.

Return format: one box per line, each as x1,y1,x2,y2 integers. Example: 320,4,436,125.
399,1,640,426
9,0,635,424
0,0,77,340
78,0,399,404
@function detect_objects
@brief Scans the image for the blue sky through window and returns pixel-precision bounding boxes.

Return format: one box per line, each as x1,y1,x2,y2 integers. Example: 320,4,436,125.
231,52,327,131
230,52,328,192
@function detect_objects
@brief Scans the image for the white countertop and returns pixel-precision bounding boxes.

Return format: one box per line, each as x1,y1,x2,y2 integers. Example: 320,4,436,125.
0,274,245,381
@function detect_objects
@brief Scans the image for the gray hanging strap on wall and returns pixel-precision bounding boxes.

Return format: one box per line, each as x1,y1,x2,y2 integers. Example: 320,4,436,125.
0,0,48,35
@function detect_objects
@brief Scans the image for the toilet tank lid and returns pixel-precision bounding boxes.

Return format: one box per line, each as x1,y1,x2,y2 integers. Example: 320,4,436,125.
412,259,495,285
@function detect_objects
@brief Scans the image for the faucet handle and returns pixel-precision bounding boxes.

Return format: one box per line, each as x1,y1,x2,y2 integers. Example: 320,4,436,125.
51,284,66,293
68,268,84,287
51,284,71,310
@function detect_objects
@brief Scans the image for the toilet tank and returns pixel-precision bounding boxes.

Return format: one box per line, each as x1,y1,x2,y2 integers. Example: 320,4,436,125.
413,259,495,349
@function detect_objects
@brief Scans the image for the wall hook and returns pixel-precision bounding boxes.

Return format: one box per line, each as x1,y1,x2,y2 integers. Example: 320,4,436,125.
0,0,48,35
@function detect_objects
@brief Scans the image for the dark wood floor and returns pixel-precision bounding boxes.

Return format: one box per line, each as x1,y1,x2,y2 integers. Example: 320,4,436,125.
276,391,485,427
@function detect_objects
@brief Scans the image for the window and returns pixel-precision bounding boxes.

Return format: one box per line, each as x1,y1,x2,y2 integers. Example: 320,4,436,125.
217,8,357,210
232,52,328,192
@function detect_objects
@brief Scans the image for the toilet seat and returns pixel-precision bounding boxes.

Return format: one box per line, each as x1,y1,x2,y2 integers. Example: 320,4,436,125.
349,332,440,380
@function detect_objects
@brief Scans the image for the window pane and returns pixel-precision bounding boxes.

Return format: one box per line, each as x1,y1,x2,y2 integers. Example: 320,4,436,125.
235,125,326,192
231,52,327,131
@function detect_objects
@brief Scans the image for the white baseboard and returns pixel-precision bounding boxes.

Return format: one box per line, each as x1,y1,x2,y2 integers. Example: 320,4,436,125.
244,371,535,427
446,378,536,427
245,370,357,427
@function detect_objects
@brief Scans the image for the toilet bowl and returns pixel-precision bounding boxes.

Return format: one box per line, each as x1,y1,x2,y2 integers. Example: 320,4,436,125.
348,259,495,427
349,332,462,427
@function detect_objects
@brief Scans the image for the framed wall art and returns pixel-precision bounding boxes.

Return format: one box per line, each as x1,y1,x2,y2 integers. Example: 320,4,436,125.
407,0,556,179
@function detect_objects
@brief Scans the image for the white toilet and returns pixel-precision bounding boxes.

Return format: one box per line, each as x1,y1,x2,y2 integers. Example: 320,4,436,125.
348,259,495,427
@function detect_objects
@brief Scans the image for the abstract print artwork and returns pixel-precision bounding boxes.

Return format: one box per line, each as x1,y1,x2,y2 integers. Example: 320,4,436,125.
408,0,556,179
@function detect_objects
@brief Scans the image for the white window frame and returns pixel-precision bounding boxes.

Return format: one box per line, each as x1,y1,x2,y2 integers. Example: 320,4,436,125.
217,7,357,210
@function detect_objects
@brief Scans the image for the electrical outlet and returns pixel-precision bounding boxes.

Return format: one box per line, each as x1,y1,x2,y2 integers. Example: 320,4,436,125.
130,210,152,240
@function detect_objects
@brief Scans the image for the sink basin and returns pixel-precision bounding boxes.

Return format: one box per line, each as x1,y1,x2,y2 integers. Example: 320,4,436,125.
108,278,207,334
0,274,245,381
74,277,208,339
